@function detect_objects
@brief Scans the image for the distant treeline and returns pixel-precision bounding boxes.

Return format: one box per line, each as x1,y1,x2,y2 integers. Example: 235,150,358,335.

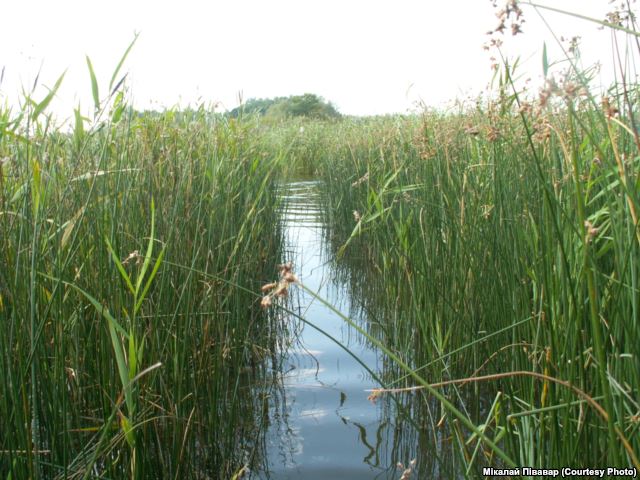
228,93,341,120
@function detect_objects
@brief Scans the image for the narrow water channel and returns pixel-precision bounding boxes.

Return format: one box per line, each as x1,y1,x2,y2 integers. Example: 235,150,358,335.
257,180,401,479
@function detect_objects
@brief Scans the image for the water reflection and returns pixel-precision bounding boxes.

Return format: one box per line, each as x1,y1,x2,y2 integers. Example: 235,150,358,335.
257,180,399,479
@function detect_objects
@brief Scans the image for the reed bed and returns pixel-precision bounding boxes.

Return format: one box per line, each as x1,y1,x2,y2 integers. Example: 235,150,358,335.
283,37,640,478
0,90,287,477
2,4,640,478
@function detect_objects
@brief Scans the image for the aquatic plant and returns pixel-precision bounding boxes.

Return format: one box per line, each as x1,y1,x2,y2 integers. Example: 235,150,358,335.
0,45,287,478
293,3,640,473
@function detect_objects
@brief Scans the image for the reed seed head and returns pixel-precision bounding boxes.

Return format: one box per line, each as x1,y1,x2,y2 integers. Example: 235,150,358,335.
260,262,298,308
274,284,288,298
260,295,272,308
584,220,599,243
397,459,417,480
351,172,369,187
278,262,293,275
261,282,278,292
283,272,298,283
367,389,382,404
602,96,619,118
122,250,142,265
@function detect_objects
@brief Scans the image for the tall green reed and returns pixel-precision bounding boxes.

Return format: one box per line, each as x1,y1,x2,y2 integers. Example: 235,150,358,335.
0,49,288,478
287,9,640,471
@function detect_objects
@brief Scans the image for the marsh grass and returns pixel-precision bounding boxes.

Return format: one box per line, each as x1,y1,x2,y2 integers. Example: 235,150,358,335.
2,3,640,478
0,61,289,477
279,9,640,473
313,104,640,470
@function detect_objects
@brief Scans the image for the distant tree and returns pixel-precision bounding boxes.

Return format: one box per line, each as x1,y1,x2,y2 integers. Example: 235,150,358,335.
286,93,340,118
227,97,282,117
228,94,340,120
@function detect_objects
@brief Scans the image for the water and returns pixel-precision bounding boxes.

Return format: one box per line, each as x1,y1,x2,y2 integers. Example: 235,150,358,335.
257,180,402,479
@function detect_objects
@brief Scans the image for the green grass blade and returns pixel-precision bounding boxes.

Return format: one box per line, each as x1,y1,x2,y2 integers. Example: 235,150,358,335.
135,198,155,296
31,70,66,120
109,33,138,92
135,246,165,315
64,282,133,415
85,56,100,115
105,236,135,296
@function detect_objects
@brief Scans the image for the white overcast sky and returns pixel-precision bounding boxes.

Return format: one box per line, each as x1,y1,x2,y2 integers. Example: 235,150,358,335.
0,1,633,118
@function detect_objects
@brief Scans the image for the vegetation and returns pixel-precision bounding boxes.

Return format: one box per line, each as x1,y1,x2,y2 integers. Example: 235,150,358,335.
0,52,288,478
282,23,640,480
1,2,639,478
293,99,640,472
228,93,341,120
256,4,640,475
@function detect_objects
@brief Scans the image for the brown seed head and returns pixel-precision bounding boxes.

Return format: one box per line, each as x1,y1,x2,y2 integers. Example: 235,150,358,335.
261,282,278,293
464,125,480,136
602,96,619,118
283,272,298,283
487,126,500,142
584,220,599,242
274,284,288,298
278,262,293,275
367,389,382,404
351,172,369,187
260,296,272,308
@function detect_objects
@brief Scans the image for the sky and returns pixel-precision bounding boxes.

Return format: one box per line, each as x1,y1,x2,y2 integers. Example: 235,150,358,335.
0,1,633,119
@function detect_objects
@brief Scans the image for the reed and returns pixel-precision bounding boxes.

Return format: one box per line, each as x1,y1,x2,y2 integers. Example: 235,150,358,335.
284,8,640,473
0,57,287,477
2,3,639,477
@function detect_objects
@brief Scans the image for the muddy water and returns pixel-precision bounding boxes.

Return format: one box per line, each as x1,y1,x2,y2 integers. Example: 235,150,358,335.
257,180,401,479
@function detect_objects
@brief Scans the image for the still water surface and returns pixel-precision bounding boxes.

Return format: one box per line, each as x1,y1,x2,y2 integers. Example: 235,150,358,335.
257,180,402,479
